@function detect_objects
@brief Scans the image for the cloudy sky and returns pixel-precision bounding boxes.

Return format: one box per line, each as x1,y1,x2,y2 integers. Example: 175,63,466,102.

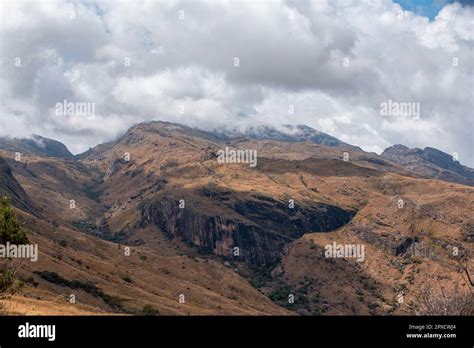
0,0,473,166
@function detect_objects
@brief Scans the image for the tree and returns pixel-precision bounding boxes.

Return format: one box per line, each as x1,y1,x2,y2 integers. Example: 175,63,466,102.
409,252,473,316
0,196,29,312
411,282,473,315
0,196,28,244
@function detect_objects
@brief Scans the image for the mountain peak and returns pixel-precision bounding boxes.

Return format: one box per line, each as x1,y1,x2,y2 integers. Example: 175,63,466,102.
212,123,361,151
382,144,474,185
0,135,73,159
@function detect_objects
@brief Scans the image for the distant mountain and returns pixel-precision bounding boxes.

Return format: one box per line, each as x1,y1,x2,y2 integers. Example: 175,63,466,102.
213,124,474,186
0,135,73,159
382,144,474,186
213,124,362,151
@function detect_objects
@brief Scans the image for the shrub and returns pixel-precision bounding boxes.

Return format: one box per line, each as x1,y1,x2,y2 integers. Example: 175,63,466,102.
0,196,30,308
34,271,124,311
0,269,15,293
141,304,159,316
0,196,28,244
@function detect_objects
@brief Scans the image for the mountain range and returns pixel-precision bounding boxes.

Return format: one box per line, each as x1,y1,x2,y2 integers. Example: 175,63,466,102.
0,121,472,315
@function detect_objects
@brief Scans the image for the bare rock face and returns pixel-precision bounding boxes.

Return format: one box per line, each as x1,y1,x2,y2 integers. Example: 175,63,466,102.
139,188,355,267
0,156,35,213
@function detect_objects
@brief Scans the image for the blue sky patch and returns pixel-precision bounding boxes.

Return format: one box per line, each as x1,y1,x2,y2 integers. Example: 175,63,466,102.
393,0,473,20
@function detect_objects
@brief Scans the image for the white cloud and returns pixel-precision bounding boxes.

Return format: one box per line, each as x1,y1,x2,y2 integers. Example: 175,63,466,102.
0,0,472,165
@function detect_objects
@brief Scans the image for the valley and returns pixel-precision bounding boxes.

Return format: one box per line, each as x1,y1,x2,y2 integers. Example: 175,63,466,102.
0,121,472,316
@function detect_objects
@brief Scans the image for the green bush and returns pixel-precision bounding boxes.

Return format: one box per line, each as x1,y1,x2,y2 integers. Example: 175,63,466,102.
0,196,30,303
0,196,28,244
141,304,159,316
34,271,124,310
0,269,15,293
